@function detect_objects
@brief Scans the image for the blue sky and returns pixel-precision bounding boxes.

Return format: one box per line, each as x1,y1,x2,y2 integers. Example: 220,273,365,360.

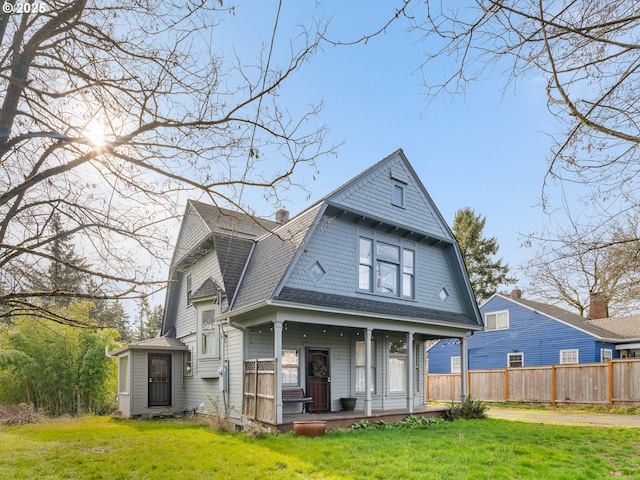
191,0,574,293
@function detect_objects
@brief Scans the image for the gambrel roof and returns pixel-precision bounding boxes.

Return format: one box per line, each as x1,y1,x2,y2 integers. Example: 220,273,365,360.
163,149,483,335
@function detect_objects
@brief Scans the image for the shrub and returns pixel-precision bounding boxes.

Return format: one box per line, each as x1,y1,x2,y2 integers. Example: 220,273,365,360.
0,404,41,425
445,397,488,421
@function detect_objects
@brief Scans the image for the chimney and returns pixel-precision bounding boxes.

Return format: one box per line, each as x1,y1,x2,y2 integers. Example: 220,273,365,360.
275,208,290,225
588,292,609,319
510,288,522,299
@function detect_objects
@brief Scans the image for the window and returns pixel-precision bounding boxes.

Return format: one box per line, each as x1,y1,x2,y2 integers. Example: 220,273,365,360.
119,356,129,393
282,349,299,385
388,339,407,393
186,275,192,306
201,309,218,357
392,184,404,207
560,349,579,364
451,356,461,373
359,238,373,290
485,311,509,331
601,348,613,362
358,236,415,299
508,352,524,368
309,262,326,283
185,349,192,376
355,340,376,393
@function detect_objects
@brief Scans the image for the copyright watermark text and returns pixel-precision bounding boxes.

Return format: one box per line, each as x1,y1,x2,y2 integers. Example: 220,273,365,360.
3,2,49,14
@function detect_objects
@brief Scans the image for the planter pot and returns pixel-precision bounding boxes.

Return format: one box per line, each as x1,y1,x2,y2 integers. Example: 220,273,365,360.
293,420,327,437
340,397,357,411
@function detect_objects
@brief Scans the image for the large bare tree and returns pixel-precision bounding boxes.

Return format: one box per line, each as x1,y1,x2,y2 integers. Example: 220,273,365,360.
0,1,334,326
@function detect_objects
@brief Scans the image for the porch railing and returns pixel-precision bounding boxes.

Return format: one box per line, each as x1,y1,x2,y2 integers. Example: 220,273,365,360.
243,358,277,424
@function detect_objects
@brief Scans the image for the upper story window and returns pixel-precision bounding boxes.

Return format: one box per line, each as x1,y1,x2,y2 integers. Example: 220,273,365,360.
392,184,404,207
201,308,219,357
485,310,509,331
186,275,192,306
358,236,414,298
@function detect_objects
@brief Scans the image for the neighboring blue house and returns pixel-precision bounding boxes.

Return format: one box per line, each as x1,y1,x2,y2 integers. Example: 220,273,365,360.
428,290,640,373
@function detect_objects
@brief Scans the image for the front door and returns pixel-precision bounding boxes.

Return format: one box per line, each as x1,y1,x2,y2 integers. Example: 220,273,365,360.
148,353,172,407
306,348,330,412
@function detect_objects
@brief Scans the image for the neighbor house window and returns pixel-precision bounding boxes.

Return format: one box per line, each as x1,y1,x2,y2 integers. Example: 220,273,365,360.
355,340,376,393
560,349,579,364
282,349,299,386
358,236,415,299
201,309,218,357
451,356,461,373
600,348,613,362
485,311,509,331
388,339,407,393
186,275,192,306
119,356,129,393
508,352,524,368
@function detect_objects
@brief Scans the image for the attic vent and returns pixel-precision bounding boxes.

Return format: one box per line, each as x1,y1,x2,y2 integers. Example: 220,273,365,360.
439,287,449,302
308,261,326,283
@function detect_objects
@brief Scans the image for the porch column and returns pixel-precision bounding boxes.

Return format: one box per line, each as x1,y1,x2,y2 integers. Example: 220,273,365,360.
274,319,283,424
364,327,373,417
406,331,414,413
460,336,469,403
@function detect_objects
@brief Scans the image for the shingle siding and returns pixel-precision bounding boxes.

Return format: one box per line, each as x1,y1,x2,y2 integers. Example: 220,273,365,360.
328,153,449,239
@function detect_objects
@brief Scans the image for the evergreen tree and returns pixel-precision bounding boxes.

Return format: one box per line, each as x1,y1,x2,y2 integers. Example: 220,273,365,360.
453,207,516,303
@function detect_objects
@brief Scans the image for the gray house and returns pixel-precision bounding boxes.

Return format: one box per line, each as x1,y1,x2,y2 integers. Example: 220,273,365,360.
111,149,483,428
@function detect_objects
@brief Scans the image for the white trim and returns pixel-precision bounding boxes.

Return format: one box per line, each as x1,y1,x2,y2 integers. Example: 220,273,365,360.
616,342,640,350
485,310,510,331
451,355,461,373
560,349,579,364
507,352,524,367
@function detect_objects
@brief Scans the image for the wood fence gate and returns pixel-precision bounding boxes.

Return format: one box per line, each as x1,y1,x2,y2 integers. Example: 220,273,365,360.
243,358,276,424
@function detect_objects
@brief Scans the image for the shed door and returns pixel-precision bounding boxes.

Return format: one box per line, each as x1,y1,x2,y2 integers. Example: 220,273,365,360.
148,353,172,407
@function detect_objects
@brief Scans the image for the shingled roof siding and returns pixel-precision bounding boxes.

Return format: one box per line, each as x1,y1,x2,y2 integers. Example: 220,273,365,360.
232,204,322,309
213,234,254,302
328,153,449,239
173,203,211,265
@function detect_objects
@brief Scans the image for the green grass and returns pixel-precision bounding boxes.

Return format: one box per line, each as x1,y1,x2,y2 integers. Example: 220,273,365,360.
1,416,640,479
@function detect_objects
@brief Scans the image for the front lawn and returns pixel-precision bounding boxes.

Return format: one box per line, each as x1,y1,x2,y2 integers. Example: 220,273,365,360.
1,416,639,479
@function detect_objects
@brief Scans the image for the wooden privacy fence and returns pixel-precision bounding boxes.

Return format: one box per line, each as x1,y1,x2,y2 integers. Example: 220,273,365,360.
243,358,276,423
427,358,640,406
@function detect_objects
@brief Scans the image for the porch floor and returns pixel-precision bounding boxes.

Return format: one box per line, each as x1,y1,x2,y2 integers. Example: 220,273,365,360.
272,404,448,433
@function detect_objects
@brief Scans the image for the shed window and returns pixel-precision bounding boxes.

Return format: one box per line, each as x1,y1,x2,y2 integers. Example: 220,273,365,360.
560,349,579,364
119,356,129,393
485,311,509,331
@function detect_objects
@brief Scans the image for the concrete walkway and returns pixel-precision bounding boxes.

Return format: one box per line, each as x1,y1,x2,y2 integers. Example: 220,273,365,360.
486,407,640,428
